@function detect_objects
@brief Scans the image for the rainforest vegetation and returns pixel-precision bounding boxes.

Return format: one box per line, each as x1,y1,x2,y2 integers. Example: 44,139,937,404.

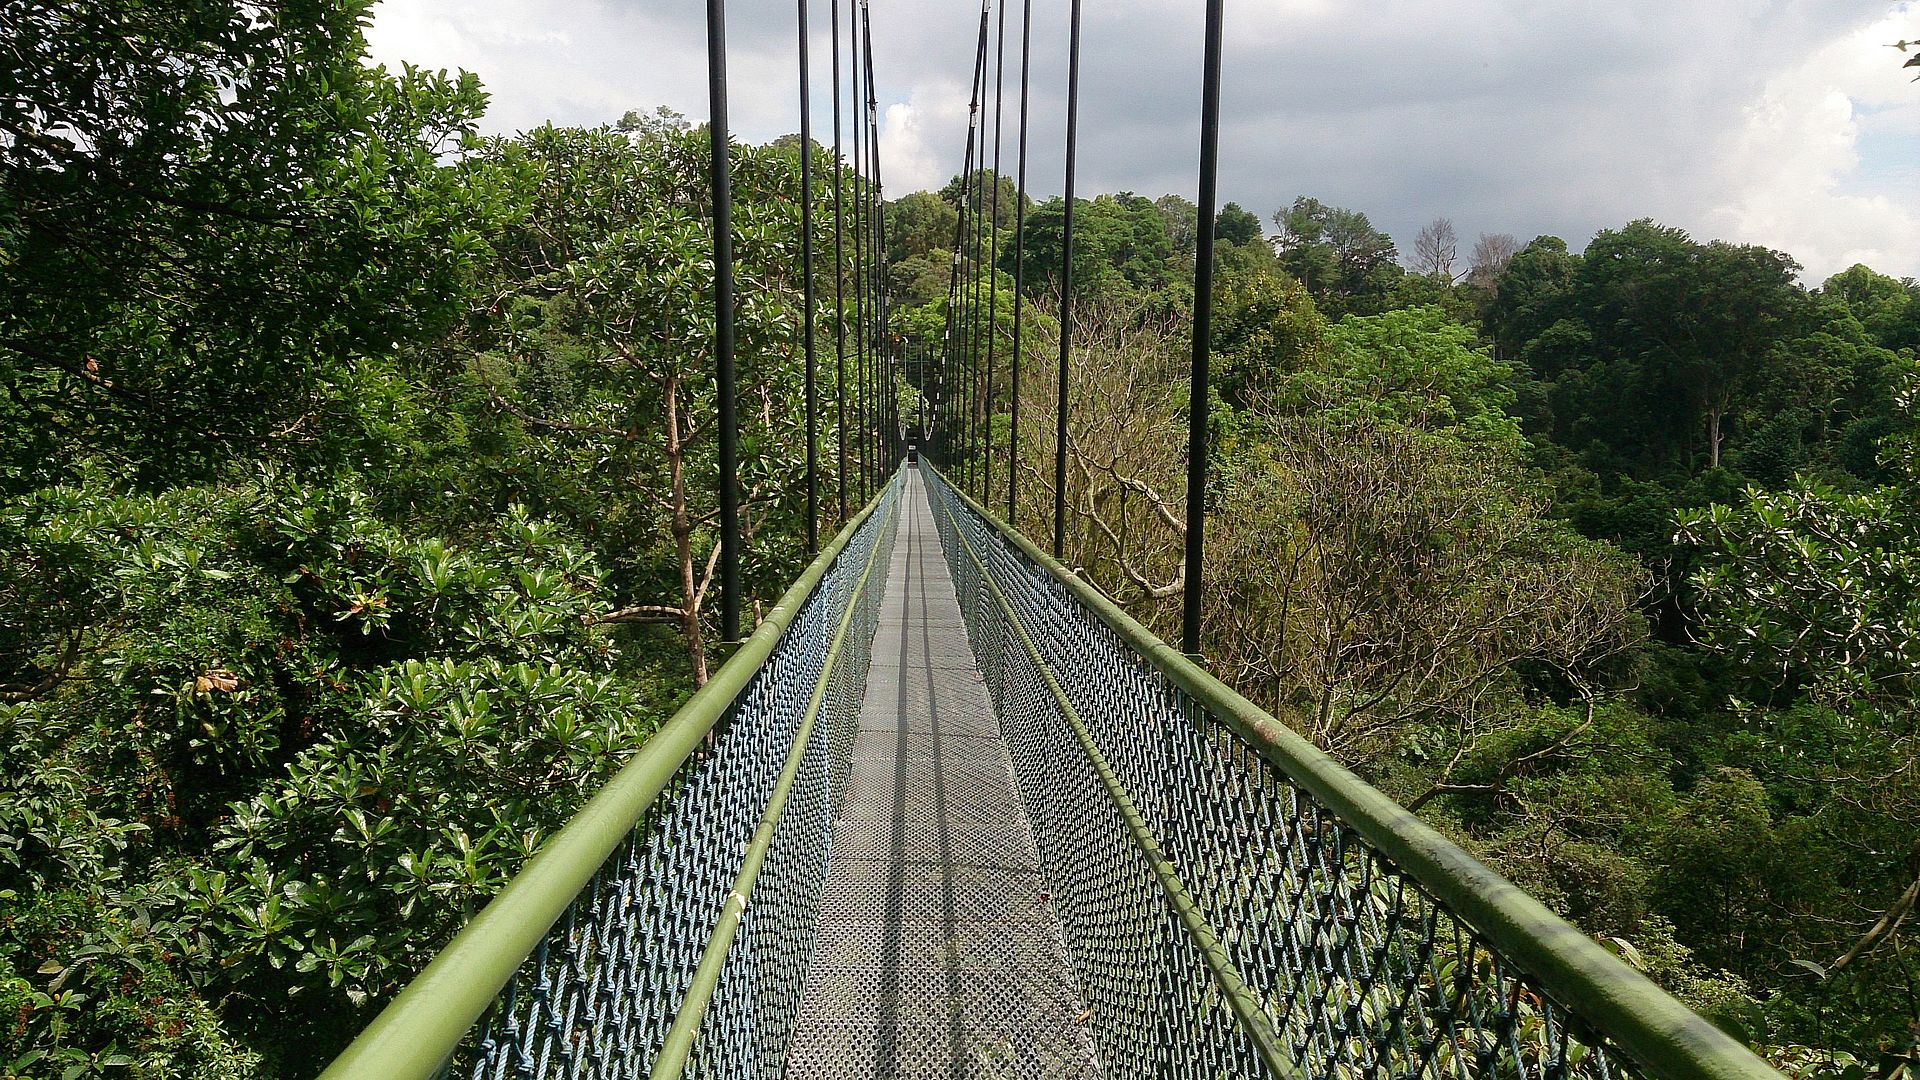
2,3,1917,1076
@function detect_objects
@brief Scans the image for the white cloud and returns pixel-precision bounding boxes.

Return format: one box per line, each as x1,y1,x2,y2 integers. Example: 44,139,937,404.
1706,8,1920,281
364,0,1920,280
880,82,972,196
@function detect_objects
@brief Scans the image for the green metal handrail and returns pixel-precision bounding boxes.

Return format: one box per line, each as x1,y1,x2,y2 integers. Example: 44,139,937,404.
929,465,1782,1080
936,487,1298,1078
319,481,895,1080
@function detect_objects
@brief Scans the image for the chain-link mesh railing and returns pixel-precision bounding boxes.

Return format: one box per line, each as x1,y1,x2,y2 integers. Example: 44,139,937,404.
923,466,1779,1080
323,474,901,1080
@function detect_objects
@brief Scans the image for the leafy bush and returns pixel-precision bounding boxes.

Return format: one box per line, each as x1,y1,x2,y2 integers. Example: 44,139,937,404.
0,476,657,1068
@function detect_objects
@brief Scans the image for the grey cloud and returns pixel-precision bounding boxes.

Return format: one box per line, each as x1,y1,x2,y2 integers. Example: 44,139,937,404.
370,0,1920,278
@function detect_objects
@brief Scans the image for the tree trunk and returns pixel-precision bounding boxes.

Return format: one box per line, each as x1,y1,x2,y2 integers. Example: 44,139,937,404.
665,374,710,686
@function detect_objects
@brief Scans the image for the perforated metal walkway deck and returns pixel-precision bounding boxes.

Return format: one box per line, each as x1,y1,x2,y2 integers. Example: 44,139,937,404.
783,468,1104,1079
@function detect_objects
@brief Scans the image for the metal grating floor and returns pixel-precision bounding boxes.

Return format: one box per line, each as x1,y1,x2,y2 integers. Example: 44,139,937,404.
784,468,1105,1080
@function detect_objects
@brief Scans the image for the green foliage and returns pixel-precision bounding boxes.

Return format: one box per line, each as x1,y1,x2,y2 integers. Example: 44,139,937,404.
1011,193,1182,299
1270,196,1404,318
1681,471,1920,703
1312,306,1521,445
0,0,530,490
886,191,960,267
1213,202,1263,246
1211,258,1327,410
0,472,652,1066
8,3,1919,1065
465,122,846,682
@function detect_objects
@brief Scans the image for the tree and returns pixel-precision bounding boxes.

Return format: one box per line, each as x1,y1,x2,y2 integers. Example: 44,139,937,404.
1214,202,1263,246
1412,217,1459,279
1003,294,1189,599
617,106,691,138
1467,232,1521,292
1681,467,1920,706
1010,193,1179,298
1819,264,1920,353
1211,259,1327,409
1678,435,1920,1045
1258,430,1637,763
1484,236,1579,363
936,168,1023,236
469,124,831,685
886,190,959,266
0,0,526,491
1205,310,1644,763
1155,194,1199,257
1577,222,1806,470
1270,196,1403,318
888,251,953,308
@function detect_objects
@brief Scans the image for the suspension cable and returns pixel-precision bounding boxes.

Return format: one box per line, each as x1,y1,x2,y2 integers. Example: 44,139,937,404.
982,0,1006,507
1007,0,1031,524
1182,0,1225,654
798,0,818,552
830,0,847,519
862,1,887,477
706,0,741,640
1052,0,1081,561
848,0,868,503
968,77,988,498
942,3,990,477
967,4,991,494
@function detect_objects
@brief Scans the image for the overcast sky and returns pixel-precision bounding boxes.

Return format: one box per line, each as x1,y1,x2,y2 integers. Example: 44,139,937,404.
367,0,1920,283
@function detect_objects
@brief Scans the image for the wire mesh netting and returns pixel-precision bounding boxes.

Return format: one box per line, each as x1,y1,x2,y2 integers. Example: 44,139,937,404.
459,476,901,1080
924,468,1641,1080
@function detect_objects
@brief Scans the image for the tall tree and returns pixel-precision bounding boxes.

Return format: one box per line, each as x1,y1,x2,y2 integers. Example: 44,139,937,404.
1270,196,1402,317
1412,217,1459,280
1577,222,1806,470
1466,231,1520,295
0,0,524,490
885,190,958,265
1214,201,1263,246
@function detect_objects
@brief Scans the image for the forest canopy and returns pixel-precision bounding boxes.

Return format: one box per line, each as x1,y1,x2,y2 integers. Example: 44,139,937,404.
2,3,1917,1077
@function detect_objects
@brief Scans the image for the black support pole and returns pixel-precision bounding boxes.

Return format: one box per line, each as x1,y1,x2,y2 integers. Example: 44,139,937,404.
983,0,1006,509
707,0,740,641
798,0,818,552
1008,0,1031,526
848,0,868,504
830,0,847,520
943,4,990,481
968,7,990,495
1182,0,1224,654
1053,0,1080,562
863,3,886,479
970,104,988,499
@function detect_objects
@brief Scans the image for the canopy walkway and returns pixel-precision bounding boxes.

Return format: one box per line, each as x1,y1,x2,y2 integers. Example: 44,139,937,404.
322,464,1781,1080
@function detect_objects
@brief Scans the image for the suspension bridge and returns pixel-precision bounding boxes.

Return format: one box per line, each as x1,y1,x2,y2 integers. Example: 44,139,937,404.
317,0,1789,1077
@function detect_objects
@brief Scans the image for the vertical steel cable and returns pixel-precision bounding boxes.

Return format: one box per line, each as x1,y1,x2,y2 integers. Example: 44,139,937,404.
983,0,1013,507
967,5,991,494
1053,0,1081,561
1007,0,1031,525
1182,0,1225,654
848,0,868,503
969,89,989,499
942,6,990,479
830,0,847,520
798,0,818,552
982,0,1006,508
961,149,976,493
862,4,887,476
707,0,741,641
